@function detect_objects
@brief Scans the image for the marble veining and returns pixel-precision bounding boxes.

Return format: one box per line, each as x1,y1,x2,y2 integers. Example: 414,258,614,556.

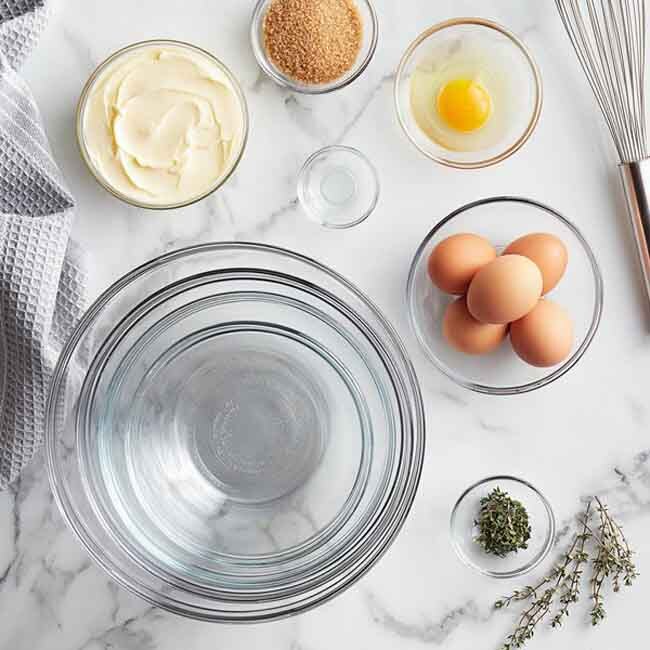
365,592,491,645
2,0,650,648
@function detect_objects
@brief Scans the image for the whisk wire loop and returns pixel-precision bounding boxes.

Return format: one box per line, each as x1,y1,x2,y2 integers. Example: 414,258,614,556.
556,0,648,162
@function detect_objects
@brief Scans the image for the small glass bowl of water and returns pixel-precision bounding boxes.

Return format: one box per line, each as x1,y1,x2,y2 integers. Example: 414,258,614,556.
298,145,380,228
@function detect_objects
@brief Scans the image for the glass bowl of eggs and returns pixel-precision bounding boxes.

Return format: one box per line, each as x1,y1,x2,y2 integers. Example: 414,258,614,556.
394,18,542,169
406,197,603,395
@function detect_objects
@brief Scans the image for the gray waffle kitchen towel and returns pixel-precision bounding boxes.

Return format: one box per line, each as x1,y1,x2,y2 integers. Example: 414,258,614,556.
0,0,86,488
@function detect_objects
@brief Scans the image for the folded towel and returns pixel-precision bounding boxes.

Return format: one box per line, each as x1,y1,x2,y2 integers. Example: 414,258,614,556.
0,0,86,488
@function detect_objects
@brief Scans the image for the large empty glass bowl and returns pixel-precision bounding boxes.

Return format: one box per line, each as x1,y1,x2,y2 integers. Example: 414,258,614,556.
46,243,425,622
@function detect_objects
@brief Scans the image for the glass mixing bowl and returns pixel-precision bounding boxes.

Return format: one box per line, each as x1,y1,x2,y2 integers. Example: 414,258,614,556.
46,243,425,622
407,197,603,395
394,18,542,169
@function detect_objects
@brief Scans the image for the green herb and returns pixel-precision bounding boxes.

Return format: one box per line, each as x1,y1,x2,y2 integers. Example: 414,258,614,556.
475,487,531,557
494,502,592,649
495,498,638,649
589,497,638,626
552,501,591,628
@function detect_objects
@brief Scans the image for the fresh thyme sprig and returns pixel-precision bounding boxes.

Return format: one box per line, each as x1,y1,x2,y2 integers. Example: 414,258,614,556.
590,502,610,625
551,501,592,628
590,497,639,625
495,497,638,649
495,504,591,650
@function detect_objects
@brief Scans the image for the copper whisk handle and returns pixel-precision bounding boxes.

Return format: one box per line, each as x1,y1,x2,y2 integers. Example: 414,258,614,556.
620,159,650,309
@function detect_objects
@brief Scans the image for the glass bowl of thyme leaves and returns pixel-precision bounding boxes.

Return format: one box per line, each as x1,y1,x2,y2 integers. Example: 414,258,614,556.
450,476,555,579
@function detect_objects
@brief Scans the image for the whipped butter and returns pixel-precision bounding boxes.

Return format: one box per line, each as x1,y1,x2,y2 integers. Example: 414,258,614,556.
81,43,245,206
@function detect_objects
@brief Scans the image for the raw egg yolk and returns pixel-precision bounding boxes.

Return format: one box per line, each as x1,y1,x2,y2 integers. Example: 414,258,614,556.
436,78,492,133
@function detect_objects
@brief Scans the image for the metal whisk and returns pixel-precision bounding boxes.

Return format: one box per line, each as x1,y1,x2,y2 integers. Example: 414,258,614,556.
555,0,650,309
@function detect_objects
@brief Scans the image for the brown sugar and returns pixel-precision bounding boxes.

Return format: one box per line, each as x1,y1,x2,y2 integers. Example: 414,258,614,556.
263,0,363,85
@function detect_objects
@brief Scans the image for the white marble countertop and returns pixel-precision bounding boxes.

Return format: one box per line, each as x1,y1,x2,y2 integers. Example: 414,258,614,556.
2,0,650,648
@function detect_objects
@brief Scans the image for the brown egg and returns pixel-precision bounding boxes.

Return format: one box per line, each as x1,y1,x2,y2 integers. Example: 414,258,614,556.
510,299,574,367
504,233,568,294
467,255,543,324
443,297,508,355
427,233,496,295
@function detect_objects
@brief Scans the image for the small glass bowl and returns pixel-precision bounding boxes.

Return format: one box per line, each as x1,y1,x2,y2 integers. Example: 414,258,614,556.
76,40,249,210
450,476,555,579
297,145,379,228
394,18,542,169
406,197,603,395
250,0,379,94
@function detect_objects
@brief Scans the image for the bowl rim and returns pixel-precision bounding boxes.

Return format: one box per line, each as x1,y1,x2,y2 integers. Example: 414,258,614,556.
75,39,250,210
46,241,426,622
249,0,379,95
406,196,604,395
449,474,556,579
394,17,543,169
297,144,381,229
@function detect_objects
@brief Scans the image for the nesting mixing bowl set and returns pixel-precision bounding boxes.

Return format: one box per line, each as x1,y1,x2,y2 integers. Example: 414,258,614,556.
47,3,604,622
48,244,424,620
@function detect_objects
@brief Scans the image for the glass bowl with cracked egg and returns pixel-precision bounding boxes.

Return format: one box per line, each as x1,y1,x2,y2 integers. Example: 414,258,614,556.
394,18,542,168
46,243,425,622
407,197,603,395
76,39,249,209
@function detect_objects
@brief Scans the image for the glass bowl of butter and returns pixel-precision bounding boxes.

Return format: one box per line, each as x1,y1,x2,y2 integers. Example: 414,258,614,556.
76,40,249,209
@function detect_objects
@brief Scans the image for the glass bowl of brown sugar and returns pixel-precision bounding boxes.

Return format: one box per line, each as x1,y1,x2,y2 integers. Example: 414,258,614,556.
251,0,379,94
